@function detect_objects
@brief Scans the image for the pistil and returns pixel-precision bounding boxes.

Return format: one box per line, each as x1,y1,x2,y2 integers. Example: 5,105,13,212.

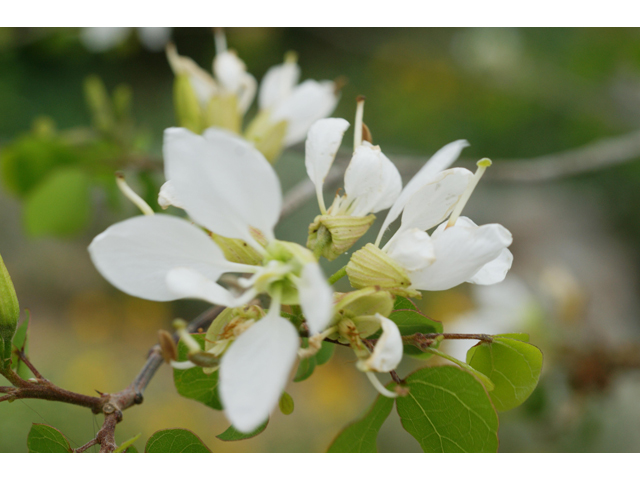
446,158,492,228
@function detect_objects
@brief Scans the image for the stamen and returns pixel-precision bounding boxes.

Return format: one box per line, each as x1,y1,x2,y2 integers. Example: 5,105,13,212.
214,27,227,54
172,319,201,354
365,371,398,398
316,185,327,215
354,95,366,151
446,158,492,228
298,326,337,358
115,172,154,216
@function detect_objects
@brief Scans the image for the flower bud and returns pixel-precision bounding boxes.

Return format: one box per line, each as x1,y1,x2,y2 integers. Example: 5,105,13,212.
244,110,288,163
205,94,241,133
173,74,203,133
307,214,375,261
331,288,394,340
346,244,419,297
0,254,19,360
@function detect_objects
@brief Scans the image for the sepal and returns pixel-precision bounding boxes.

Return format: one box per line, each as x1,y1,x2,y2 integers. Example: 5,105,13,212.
307,214,375,261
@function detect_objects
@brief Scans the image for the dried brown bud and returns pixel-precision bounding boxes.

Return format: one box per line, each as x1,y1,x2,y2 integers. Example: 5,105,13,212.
158,329,177,363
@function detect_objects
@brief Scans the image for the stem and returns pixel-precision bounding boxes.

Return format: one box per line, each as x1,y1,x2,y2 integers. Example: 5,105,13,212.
328,265,347,285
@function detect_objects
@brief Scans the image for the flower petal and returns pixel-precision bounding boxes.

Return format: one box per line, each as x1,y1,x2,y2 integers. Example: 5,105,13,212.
219,311,299,432
157,181,184,210
297,263,333,335
377,140,469,245
270,80,339,147
166,268,258,306
395,167,472,235
88,214,238,301
163,127,281,244
258,61,301,111
385,228,435,272
469,248,513,285
344,142,402,217
406,217,513,291
237,73,257,114
364,314,403,372
304,118,350,198
213,50,248,95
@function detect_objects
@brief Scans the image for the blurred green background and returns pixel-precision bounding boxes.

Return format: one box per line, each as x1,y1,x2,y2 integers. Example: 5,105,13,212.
2,27,640,452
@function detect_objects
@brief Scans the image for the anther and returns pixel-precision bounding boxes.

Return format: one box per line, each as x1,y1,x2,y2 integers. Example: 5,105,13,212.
446,158,492,228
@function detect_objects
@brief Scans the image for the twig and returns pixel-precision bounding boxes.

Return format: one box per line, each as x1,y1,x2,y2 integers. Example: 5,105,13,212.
280,130,640,217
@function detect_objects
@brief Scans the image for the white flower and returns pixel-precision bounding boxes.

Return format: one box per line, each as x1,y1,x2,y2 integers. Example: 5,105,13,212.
166,40,256,115
89,127,333,432
376,153,513,291
305,117,402,217
257,53,339,147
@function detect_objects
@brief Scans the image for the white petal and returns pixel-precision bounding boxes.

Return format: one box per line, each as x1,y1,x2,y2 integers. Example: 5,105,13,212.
163,127,281,244
213,50,247,94
258,61,301,111
407,218,513,291
219,311,299,432
88,214,237,301
385,228,435,272
469,248,513,285
236,73,257,114
270,80,339,147
166,268,258,306
377,140,469,244
137,27,172,51
344,142,402,216
166,44,217,107
365,315,403,372
158,181,184,210
396,168,472,235
297,263,333,335
304,118,350,191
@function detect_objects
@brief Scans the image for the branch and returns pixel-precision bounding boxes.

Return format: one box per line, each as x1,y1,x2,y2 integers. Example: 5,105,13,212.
281,130,640,217
0,305,225,452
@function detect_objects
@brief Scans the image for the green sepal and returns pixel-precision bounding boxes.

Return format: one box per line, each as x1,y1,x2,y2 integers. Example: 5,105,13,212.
11,310,30,378
173,74,203,133
205,94,241,133
244,109,288,163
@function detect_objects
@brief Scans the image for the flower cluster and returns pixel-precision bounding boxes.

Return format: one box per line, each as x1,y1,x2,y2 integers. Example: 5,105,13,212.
89,94,512,433
167,30,339,163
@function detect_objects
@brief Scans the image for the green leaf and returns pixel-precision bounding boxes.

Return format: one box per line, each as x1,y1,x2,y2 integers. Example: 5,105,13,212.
27,424,72,453
494,333,530,342
173,334,222,410
145,429,211,453
327,393,395,453
396,366,499,453
294,338,316,382
315,341,335,366
386,298,443,359
216,420,268,441
124,445,139,453
0,253,19,360
114,433,141,453
24,167,91,237
467,338,543,412
279,392,294,415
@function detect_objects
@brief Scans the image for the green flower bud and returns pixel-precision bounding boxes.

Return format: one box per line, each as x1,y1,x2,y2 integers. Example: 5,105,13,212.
279,392,294,415
331,288,394,341
0,254,19,361
307,214,376,261
346,244,420,298
244,110,288,163
173,74,203,133
205,94,241,134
